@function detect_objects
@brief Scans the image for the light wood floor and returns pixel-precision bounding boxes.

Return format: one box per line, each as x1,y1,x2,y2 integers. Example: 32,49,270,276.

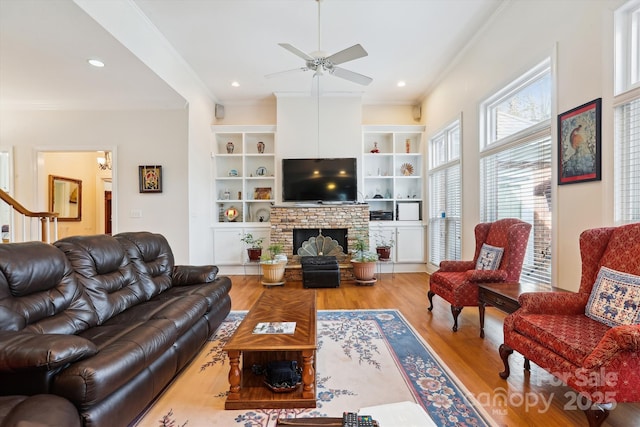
227,272,639,427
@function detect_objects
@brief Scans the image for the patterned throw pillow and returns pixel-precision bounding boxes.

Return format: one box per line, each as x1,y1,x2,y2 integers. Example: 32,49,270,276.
585,266,640,327
475,243,504,270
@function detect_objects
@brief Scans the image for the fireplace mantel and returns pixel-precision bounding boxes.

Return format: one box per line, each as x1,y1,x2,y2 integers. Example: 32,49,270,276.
270,204,369,257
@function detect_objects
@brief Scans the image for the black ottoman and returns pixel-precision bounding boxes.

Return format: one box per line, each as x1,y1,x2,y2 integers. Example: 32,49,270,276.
301,256,340,288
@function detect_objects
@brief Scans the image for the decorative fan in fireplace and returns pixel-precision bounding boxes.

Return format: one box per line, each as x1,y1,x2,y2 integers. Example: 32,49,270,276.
297,234,344,257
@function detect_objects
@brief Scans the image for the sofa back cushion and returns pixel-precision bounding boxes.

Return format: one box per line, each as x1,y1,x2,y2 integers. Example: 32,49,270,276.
0,242,98,333
114,232,174,299
55,235,146,324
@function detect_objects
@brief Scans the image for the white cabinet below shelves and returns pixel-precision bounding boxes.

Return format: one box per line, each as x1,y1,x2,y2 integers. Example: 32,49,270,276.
213,226,271,265
396,225,425,263
213,228,244,265
370,223,425,263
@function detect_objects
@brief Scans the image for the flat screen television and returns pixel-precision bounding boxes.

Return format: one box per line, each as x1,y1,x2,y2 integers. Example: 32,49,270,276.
282,158,357,203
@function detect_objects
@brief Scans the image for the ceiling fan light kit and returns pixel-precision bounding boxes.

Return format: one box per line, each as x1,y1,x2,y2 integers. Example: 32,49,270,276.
267,0,373,86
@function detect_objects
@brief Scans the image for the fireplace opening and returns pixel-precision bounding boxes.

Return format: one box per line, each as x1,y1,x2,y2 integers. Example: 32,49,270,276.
293,228,348,254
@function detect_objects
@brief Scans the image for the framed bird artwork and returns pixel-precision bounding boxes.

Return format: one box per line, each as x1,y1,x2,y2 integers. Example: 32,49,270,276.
557,98,601,185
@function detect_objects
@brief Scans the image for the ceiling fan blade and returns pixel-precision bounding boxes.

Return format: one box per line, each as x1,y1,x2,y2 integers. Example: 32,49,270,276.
331,67,373,86
265,67,309,79
326,44,368,66
278,43,315,61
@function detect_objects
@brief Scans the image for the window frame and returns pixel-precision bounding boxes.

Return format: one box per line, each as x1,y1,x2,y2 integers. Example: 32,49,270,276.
615,0,640,95
428,117,462,267
479,59,553,284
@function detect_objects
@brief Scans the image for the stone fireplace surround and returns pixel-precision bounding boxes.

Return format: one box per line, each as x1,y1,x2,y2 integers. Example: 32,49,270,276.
270,205,369,260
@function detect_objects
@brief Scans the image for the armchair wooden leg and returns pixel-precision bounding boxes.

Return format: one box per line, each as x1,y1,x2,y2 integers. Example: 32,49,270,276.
427,290,435,311
583,405,609,427
499,344,513,379
451,306,462,332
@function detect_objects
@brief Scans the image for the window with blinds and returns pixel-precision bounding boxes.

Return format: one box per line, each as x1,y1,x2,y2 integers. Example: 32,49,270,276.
480,60,552,284
614,1,640,223
428,120,461,267
480,135,552,283
615,98,640,222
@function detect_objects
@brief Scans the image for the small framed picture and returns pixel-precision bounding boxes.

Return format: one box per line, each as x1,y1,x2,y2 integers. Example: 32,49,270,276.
254,187,272,200
557,98,601,185
139,165,162,193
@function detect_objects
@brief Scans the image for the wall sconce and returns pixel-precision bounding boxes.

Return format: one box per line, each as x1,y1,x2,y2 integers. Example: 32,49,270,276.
97,151,112,171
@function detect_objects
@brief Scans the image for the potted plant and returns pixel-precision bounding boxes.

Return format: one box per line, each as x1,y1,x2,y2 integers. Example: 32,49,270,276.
373,230,395,261
350,231,379,283
240,232,264,261
260,242,287,285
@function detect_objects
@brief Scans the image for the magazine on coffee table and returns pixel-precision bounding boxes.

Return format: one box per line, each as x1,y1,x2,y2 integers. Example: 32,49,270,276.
252,322,296,334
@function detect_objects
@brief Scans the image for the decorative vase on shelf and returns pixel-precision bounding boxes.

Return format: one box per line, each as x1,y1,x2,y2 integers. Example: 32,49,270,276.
226,141,234,154
257,141,265,154
405,138,411,153
370,141,379,153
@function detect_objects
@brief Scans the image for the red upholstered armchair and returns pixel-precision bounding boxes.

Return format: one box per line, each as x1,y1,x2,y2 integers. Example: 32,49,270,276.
500,223,640,427
428,218,532,331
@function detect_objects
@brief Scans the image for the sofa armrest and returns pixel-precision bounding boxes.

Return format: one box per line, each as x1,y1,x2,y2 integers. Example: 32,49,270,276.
583,325,640,369
0,332,97,372
0,394,81,427
466,269,508,282
518,291,589,315
172,265,218,286
438,260,476,272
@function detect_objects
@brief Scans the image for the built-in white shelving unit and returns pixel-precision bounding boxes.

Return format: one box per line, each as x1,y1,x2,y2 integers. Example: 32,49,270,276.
212,125,276,224
362,125,425,221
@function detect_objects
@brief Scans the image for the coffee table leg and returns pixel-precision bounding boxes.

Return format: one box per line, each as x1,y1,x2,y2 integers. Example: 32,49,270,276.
227,350,241,400
301,350,315,399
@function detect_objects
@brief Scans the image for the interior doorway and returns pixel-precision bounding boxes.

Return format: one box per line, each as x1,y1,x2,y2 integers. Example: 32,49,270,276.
36,150,114,239
105,190,112,235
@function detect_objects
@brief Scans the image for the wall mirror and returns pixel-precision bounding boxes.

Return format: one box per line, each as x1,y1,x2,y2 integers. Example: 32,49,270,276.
49,175,82,221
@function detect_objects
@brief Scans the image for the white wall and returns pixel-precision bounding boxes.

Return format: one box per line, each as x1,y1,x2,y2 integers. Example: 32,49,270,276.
0,109,191,261
275,95,362,159
422,0,625,291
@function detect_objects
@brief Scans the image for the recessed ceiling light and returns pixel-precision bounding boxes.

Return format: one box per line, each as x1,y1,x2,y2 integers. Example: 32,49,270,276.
231,81,240,87
397,81,406,87
87,59,105,68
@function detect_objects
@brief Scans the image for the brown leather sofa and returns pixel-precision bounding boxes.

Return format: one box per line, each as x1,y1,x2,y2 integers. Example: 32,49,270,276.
0,232,232,427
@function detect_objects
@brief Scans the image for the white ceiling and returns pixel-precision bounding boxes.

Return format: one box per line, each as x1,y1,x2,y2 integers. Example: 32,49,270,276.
0,0,504,110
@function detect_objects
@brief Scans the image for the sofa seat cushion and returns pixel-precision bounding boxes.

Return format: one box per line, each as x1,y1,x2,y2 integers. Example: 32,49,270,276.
58,319,177,405
102,294,208,337
513,313,610,366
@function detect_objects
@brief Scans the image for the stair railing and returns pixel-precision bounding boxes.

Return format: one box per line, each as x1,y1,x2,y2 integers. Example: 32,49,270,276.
0,189,58,243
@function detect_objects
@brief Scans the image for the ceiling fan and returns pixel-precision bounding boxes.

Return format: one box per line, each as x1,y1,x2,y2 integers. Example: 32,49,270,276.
265,0,373,86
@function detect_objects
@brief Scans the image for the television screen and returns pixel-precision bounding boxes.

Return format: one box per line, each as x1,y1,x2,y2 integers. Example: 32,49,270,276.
282,158,357,203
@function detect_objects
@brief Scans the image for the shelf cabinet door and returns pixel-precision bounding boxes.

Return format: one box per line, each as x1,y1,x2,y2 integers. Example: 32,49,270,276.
395,226,425,263
213,228,244,265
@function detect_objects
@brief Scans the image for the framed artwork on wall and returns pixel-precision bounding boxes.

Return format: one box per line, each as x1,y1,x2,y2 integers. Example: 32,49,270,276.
139,165,163,193
557,98,601,185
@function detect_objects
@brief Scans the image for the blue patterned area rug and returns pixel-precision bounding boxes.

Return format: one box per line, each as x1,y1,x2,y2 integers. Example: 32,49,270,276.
133,310,495,427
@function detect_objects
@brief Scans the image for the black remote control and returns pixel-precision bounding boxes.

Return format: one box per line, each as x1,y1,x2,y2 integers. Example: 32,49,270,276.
342,412,376,427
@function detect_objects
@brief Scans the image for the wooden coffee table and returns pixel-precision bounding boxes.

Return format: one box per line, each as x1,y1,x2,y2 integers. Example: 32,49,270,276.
224,288,317,409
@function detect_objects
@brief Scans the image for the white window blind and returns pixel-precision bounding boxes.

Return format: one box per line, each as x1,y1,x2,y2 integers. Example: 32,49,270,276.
480,59,552,284
428,120,461,266
480,135,552,284
615,97,640,222
429,165,461,265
